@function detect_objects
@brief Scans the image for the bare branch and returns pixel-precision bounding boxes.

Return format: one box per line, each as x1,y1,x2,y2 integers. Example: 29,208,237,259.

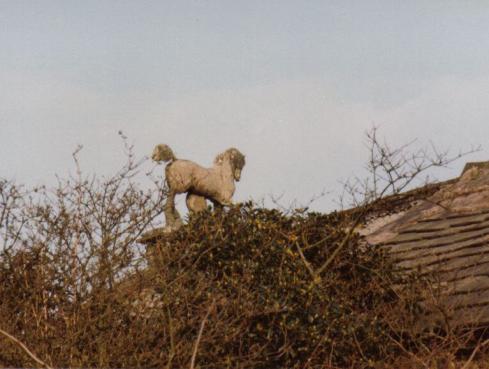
189,300,215,369
0,327,53,369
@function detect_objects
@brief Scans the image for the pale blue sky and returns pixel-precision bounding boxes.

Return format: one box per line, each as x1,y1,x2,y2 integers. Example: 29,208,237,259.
1,1,489,211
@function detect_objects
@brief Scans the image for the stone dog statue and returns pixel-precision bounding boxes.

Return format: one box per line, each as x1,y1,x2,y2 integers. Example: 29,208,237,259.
151,144,245,230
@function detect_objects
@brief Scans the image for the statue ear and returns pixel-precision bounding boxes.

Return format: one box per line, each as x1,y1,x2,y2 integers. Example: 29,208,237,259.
214,153,224,164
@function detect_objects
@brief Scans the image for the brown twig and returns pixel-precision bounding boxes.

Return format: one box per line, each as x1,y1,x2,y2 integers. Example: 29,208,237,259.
314,212,365,279
189,300,215,369
0,327,53,369
461,338,489,369
294,241,316,280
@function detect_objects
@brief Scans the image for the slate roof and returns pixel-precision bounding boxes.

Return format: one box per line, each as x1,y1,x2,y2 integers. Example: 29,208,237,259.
363,161,489,328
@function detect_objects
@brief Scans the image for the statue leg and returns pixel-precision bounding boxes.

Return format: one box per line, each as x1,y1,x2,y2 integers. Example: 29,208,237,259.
211,199,225,211
173,207,184,228
186,193,208,214
164,190,183,229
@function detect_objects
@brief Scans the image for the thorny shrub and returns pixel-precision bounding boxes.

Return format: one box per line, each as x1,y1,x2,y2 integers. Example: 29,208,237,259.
0,143,168,367
144,205,418,368
0,133,483,368
1,181,424,369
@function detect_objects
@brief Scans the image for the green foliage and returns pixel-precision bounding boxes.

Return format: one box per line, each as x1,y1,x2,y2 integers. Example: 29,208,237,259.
147,203,406,368
0,201,416,368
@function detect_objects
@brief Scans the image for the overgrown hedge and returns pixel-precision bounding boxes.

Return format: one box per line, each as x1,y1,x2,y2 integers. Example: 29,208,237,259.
0,202,421,368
